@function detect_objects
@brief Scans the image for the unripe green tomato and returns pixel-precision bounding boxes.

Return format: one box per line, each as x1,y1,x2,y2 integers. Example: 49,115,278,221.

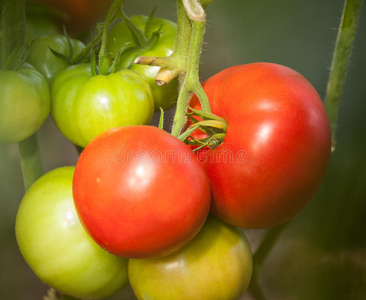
51,64,154,148
15,167,129,299
0,63,50,144
27,34,86,85
107,15,178,111
129,216,253,300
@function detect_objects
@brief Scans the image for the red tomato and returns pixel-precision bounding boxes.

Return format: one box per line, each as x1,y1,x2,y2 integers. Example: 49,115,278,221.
29,0,114,34
73,126,211,259
190,63,331,229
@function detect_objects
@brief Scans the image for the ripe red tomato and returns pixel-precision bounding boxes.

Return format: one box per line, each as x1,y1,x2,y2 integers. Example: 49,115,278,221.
190,63,331,229
73,126,211,259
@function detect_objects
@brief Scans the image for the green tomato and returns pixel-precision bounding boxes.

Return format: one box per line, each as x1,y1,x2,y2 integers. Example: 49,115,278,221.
51,64,154,148
27,34,86,85
0,63,50,144
129,216,253,300
108,15,178,111
25,14,60,44
15,167,129,299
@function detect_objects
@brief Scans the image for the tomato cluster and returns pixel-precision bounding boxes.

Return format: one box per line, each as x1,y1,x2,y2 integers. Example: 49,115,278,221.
5,1,332,300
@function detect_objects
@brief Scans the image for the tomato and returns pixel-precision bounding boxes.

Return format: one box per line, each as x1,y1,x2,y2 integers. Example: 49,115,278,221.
190,63,331,229
27,34,85,85
51,64,154,148
73,125,211,258
15,167,129,299
28,0,114,34
0,63,50,144
25,14,60,44
107,15,178,111
129,216,253,300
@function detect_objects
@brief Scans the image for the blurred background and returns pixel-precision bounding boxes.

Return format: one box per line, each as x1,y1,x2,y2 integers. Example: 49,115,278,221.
0,0,365,299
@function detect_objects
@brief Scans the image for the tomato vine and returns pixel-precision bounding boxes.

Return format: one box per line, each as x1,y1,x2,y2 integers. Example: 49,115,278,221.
1,0,364,299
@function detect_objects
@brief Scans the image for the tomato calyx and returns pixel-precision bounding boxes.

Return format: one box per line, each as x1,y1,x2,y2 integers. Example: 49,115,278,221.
118,6,165,51
179,107,227,150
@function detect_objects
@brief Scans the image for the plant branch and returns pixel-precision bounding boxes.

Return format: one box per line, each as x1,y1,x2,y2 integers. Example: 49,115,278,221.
324,0,363,151
18,134,43,191
248,221,291,299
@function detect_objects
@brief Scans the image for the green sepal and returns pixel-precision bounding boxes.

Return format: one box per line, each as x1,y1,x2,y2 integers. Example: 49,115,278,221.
148,25,164,48
158,107,165,129
49,46,72,64
144,6,157,37
108,43,132,74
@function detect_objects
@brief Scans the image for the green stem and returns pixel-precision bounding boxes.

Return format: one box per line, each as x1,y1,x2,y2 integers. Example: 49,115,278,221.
248,222,290,298
18,134,43,191
171,0,192,78
324,0,363,151
186,21,211,113
171,0,210,137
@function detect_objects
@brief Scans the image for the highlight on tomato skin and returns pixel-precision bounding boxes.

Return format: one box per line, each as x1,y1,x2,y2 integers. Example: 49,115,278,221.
189,62,332,229
72,125,211,259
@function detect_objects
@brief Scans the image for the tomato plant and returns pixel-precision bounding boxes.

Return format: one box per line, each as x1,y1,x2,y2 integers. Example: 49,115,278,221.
107,15,178,111
27,34,85,85
129,215,253,300
51,64,154,148
0,63,50,144
15,167,129,299
73,125,211,258
189,63,331,229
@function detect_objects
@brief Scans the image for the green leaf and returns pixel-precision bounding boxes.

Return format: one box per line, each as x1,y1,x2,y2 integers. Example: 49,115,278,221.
0,0,26,69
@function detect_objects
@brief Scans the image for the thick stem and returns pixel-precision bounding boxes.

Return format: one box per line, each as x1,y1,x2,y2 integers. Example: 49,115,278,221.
18,134,43,191
324,0,363,151
172,0,193,76
171,0,211,136
186,21,211,113
0,0,25,69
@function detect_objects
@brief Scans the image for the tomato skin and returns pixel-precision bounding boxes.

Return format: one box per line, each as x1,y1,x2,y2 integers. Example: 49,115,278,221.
129,216,252,300
15,167,129,299
27,34,85,85
108,16,178,111
0,63,50,144
73,126,211,259
191,63,331,229
51,64,154,148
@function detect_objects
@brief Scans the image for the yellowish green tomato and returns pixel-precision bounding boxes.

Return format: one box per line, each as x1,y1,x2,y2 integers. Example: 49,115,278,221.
129,216,253,300
0,63,50,144
107,15,178,111
15,167,129,299
51,64,154,148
